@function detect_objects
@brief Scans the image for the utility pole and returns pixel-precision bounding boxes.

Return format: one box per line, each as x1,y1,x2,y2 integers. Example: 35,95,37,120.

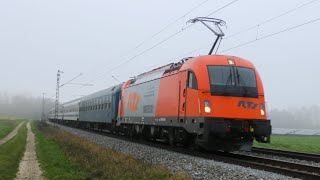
53,71,90,124
41,93,45,122
54,70,63,123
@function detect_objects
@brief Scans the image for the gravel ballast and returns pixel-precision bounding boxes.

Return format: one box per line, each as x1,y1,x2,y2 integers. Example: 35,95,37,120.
48,122,294,180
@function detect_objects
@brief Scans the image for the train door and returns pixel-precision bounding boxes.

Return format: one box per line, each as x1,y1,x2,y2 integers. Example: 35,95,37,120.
185,71,199,117
178,71,188,123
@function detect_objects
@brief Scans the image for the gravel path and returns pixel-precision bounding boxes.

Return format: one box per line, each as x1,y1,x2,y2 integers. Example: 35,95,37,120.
15,122,43,180
48,122,294,180
0,123,23,146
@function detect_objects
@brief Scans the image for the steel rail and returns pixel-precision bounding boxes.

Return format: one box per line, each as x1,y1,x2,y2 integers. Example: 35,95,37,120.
214,152,320,180
252,147,320,163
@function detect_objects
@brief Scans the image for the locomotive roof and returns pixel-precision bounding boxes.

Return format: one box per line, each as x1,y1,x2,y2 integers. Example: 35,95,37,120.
183,55,254,68
129,55,254,86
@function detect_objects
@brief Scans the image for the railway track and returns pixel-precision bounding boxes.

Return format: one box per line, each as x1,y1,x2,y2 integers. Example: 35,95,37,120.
212,152,320,180
51,122,320,179
252,147,320,163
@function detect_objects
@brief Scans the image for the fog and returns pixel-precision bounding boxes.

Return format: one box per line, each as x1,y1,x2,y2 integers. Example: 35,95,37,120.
0,92,54,120
0,0,319,128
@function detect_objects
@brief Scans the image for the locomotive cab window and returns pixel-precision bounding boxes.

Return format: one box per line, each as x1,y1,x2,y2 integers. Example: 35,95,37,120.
188,71,198,89
207,65,258,98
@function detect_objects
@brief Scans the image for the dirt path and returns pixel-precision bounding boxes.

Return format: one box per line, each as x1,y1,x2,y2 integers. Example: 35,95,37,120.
0,122,23,146
15,122,43,180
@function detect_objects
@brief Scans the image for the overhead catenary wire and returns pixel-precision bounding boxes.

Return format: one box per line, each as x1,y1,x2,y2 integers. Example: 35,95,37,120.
93,0,241,79
167,0,320,59
65,1,319,104
220,17,320,53
60,73,82,88
59,0,209,100
63,0,242,101
79,0,210,81
206,0,240,17
133,0,210,50
90,0,243,84
225,0,319,40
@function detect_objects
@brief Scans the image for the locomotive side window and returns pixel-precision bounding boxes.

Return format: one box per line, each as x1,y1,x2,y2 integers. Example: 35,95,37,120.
188,71,198,89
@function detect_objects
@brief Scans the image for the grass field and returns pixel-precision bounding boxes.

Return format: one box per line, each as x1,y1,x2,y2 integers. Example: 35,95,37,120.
0,123,27,180
32,122,88,179
33,122,188,180
0,117,23,121
0,120,19,139
254,134,320,154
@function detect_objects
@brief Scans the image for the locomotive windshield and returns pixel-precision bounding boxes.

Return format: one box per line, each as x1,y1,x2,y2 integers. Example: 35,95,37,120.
208,65,258,98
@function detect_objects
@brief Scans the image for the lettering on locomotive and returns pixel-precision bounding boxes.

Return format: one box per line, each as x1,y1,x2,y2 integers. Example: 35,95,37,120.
238,101,258,109
127,92,140,112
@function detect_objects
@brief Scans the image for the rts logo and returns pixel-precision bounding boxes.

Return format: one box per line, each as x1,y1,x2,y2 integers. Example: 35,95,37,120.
238,101,257,109
127,92,140,112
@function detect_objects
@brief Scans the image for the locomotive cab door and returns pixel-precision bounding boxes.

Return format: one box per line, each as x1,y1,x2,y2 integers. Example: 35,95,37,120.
178,70,199,121
178,71,188,123
185,71,199,117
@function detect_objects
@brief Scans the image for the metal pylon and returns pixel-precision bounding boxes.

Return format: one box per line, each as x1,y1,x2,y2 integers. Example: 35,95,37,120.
54,70,62,121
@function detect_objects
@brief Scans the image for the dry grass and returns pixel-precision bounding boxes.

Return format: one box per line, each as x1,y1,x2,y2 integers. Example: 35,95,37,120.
35,122,189,180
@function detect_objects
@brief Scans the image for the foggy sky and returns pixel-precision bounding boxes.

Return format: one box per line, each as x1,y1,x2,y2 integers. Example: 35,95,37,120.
0,0,320,110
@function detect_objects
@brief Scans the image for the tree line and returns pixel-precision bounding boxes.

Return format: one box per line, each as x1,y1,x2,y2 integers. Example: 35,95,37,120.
0,92,54,120
269,105,320,129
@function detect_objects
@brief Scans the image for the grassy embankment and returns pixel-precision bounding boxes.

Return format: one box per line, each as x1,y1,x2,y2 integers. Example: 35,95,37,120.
33,122,188,180
0,119,20,139
0,123,27,180
254,134,320,154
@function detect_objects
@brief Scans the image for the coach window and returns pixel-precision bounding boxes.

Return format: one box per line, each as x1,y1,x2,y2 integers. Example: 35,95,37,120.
188,71,198,89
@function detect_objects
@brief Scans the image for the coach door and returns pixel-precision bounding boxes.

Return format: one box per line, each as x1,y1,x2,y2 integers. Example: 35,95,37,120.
185,71,199,117
178,71,188,123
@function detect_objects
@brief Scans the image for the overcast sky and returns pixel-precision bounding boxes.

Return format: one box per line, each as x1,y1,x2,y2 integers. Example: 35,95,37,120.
0,0,319,110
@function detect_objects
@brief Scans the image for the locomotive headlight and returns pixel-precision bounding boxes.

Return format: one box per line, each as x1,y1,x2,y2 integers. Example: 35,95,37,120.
260,103,266,116
204,100,211,113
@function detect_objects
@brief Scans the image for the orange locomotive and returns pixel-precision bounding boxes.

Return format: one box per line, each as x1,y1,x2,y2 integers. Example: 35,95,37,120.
117,55,271,151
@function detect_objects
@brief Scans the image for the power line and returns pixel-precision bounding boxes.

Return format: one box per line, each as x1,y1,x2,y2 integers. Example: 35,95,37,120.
60,73,82,88
134,0,210,50
110,25,193,72
206,0,240,17
225,0,319,39
167,0,320,60
63,0,242,101
99,0,241,76
80,0,210,81
220,17,320,53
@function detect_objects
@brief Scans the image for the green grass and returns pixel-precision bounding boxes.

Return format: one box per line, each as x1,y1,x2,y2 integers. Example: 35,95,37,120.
33,122,188,180
0,117,23,121
0,120,19,139
0,123,27,180
32,122,88,180
254,134,320,154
